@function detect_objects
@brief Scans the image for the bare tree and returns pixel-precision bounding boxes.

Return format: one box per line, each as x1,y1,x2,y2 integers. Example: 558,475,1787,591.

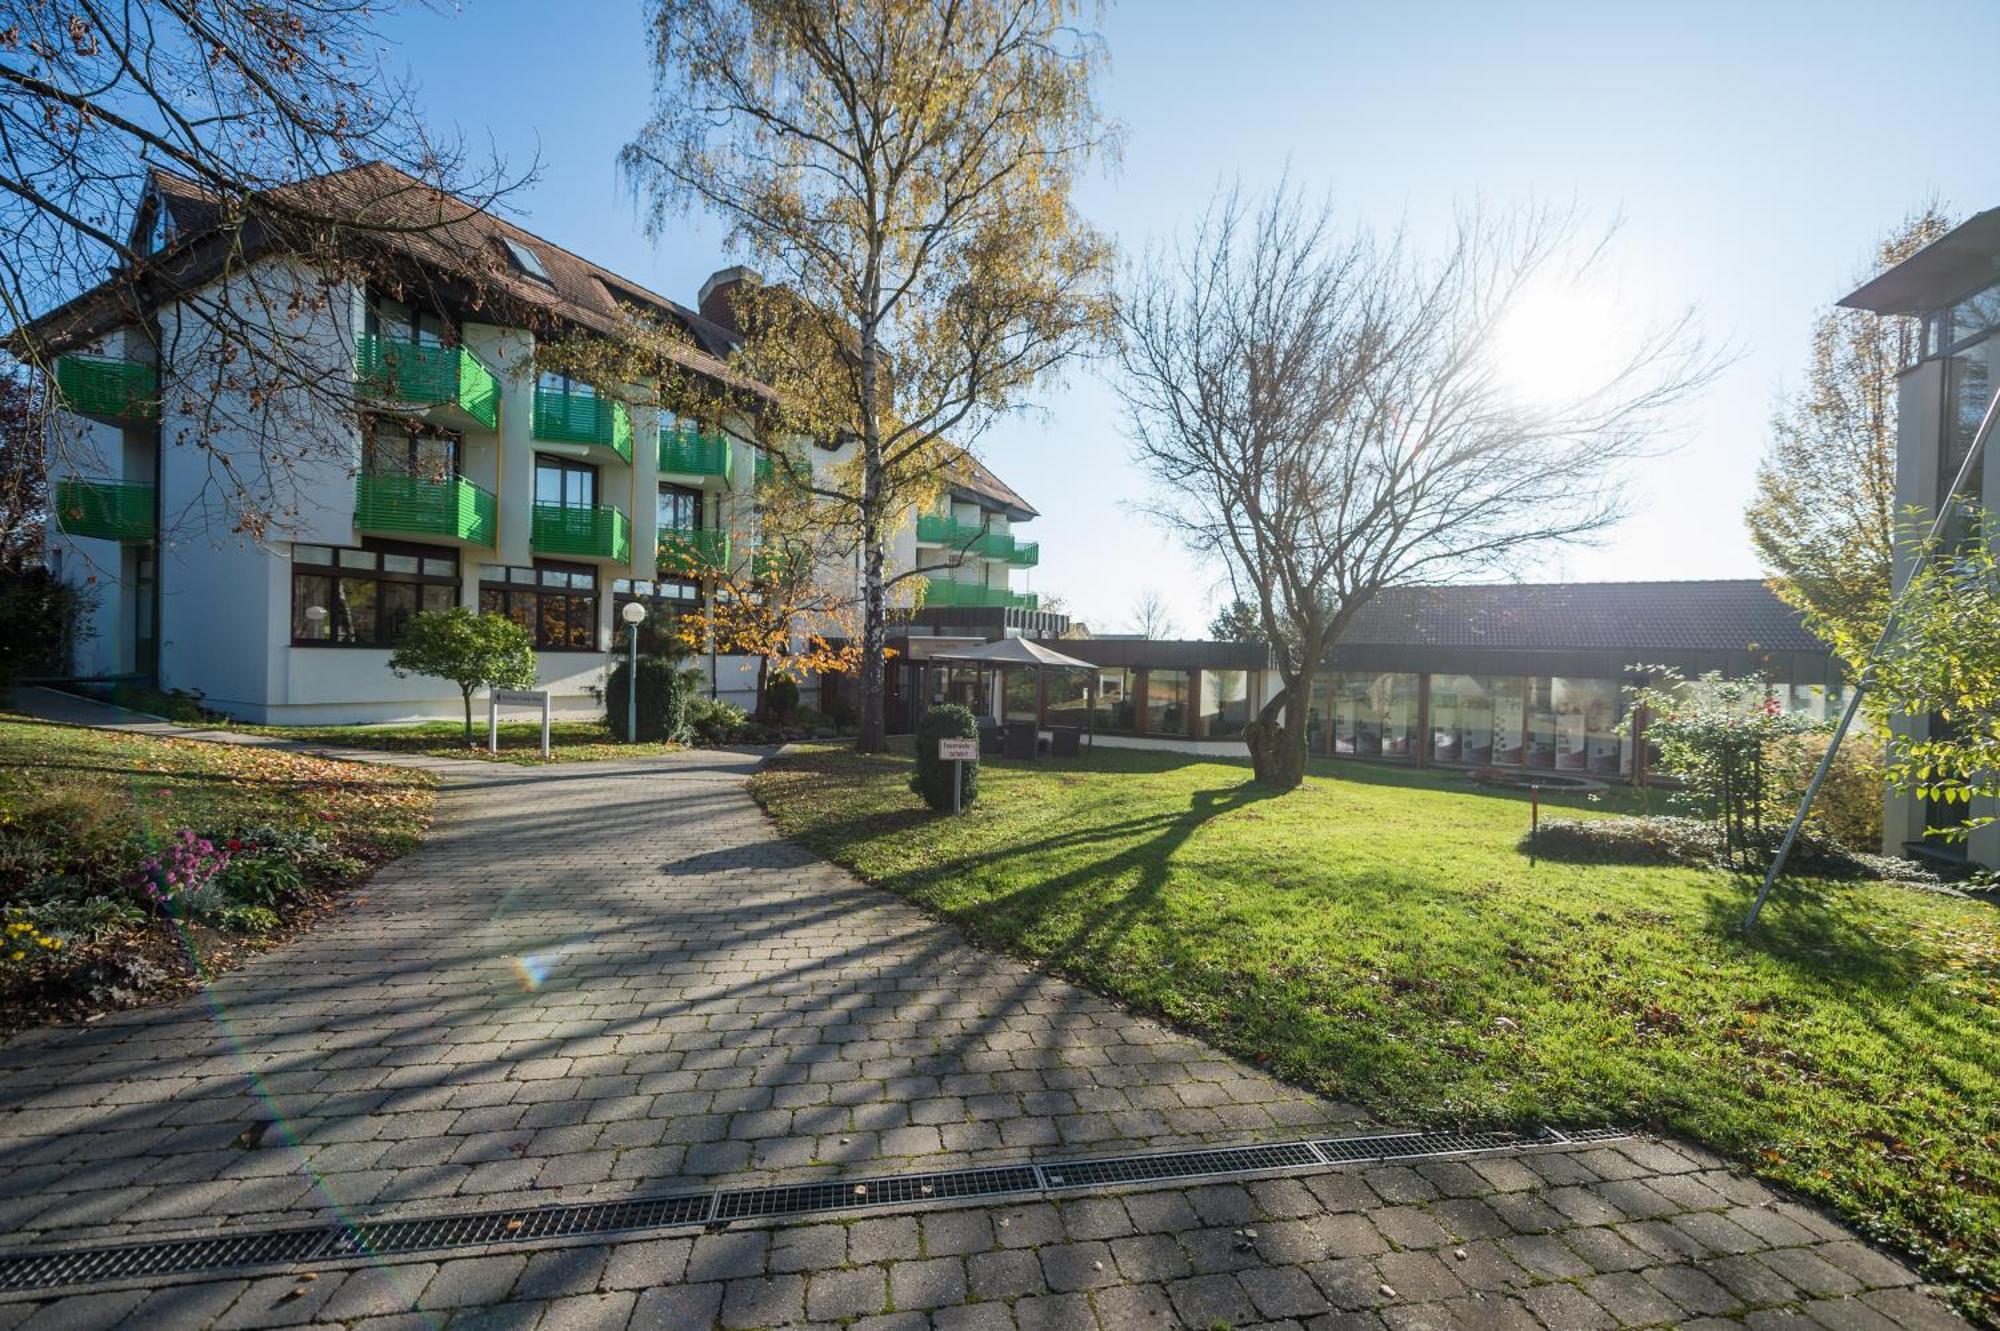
620,0,1117,752
0,372,46,572
1118,183,1717,788
1130,588,1175,638
3,2,526,537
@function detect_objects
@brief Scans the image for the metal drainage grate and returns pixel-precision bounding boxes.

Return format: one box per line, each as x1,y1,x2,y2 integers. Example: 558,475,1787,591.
1313,1128,1551,1165
1042,1140,1322,1190
716,1165,1040,1222
324,1192,714,1259
0,1125,1629,1296
0,1229,327,1294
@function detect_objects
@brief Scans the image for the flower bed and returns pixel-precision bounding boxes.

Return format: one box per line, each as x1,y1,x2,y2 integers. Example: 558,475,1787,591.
0,717,434,1031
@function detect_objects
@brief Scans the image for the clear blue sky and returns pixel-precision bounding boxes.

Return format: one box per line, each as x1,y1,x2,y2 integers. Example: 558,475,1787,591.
382,0,2000,636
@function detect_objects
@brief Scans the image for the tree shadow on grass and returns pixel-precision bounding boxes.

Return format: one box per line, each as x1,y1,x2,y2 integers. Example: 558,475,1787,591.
1698,878,1924,991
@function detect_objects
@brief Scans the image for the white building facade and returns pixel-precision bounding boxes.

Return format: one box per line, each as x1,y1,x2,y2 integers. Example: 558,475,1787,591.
38,168,1045,725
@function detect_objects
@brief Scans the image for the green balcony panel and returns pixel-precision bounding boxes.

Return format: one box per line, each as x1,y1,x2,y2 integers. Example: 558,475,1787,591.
55,357,159,424
353,335,499,431
533,388,632,463
923,578,1041,611
658,427,734,485
915,513,987,546
55,478,155,541
354,473,496,546
751,542,808,580
753,452,772,483
531,502,630,563
1007,540,1040,568
658,526,732,575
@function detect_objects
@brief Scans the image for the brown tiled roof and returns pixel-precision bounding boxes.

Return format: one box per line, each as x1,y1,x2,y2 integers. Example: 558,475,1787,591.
26,162,765,396
1340,580,1829,655
30,163,1040,522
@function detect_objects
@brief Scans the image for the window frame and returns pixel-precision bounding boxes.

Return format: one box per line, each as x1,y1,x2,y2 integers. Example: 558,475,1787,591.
479,560,601,652
291,541,461,648
534,453,599,510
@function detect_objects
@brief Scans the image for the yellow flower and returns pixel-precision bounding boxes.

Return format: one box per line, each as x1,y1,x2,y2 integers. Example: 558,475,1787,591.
8,951,22,962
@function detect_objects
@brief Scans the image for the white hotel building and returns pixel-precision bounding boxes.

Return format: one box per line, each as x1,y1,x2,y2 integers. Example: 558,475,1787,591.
32,165,1045,724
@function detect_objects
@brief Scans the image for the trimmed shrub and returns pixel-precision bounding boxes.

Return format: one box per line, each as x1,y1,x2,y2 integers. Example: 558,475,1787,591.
1769,727,1886,853
0,567,92,684
684,695,749,746
912,704,979,812
605,653,694,743
1525,813,1934,884
762,675,800,722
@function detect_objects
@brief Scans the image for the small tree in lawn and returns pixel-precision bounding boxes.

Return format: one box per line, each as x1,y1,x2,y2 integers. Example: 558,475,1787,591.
1625,670,1828,867
389,609,537,743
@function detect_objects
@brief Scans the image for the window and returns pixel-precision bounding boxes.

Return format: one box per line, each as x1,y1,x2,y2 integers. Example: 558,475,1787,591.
1003,668,1040,723
1426,674,1526,767
1092,667,1136,732
1327,671,1415,758
480,561,598,650
1144,669,1189,736
292,543,458,646
364,291,448,347
502,237,553,285
612,580,698,654
365,424,459,481
537,370,594,397
1203,668,1259,741
657,483,704,532
535,454,597,508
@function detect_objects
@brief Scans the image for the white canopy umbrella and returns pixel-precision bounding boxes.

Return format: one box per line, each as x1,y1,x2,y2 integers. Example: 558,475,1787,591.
923,636,1098,752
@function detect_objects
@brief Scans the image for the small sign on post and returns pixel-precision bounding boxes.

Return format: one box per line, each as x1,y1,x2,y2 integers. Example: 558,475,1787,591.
489,688,552,759
938,737,977,815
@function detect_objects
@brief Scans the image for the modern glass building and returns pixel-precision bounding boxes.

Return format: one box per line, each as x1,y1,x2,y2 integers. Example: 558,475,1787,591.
1318,580,1843,780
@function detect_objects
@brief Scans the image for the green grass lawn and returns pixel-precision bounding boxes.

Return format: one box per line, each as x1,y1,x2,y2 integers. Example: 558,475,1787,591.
754,744,2000,1323
233,719,690,765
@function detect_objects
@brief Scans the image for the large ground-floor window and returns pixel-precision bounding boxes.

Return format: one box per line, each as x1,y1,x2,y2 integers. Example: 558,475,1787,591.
292,542,458,646
480,561,598,650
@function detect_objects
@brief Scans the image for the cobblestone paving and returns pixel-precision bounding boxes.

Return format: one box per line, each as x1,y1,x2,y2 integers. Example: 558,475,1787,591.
0,716,1972,1328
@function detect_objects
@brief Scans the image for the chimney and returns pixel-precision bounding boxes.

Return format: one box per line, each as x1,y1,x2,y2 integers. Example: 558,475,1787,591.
698,265,762,335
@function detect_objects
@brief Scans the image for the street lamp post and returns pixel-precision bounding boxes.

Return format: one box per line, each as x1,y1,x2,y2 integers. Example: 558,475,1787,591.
620,600,648,741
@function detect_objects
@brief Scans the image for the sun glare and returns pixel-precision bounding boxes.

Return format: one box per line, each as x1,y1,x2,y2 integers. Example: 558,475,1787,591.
1490,279,1637,407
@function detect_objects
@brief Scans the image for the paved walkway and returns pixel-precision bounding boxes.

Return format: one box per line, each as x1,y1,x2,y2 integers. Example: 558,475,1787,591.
0,694,1973,1328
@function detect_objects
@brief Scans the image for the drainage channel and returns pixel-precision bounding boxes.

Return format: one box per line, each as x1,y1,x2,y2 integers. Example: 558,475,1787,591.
0,1124,1628,1296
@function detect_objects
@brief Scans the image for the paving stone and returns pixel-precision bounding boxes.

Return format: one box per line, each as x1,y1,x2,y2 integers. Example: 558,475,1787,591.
1041,1240,1118,1291
970,1247,1049,1299
1169,1272,1258,1326
601,1235,692,1289
1240,1265,1333,1319
720,1273,806,1329
631,1281,724,1328
1013,1291,1098,1331
1518,1281,1617,1329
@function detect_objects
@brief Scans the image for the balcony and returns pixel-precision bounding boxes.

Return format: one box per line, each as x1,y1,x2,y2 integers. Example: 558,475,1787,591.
55,478,155,541
923,578,1038,611
915,513,985,547
354,473,496,547
1007,540,1040,567
658,426,734,486
533,388,632,464
55,357,158,425
658,526,732,576
353,336,499,432
751,541,807,580
531,503,630,563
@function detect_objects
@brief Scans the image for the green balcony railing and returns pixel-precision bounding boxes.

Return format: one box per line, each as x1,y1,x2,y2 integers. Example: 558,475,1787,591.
55,357,158,424
658,426,734,485
533,388,632,463
55,478,155,541
658,526,732,575
750,541,807,580
1007,540,1040,568
923,577,1038,611
915,513,988,547
354,335,499,431
354,473,496,546
531,502,630,563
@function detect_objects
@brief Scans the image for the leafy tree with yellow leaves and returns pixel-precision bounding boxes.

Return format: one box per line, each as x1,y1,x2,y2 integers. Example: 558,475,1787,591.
621,0,1117,751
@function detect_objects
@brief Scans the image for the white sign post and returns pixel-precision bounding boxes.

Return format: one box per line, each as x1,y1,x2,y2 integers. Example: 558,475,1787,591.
489,688,552,759
938,736,977,815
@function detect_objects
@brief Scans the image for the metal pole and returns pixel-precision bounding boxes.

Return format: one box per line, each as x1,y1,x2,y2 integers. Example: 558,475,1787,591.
952,758,963,815
627,627,638,743
1747,380,2000,930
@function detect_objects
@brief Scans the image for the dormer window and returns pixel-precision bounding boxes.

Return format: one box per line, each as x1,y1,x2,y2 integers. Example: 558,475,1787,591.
503,237,553,286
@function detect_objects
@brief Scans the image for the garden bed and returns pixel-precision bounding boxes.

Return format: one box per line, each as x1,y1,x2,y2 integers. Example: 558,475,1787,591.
0,716,435,1033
